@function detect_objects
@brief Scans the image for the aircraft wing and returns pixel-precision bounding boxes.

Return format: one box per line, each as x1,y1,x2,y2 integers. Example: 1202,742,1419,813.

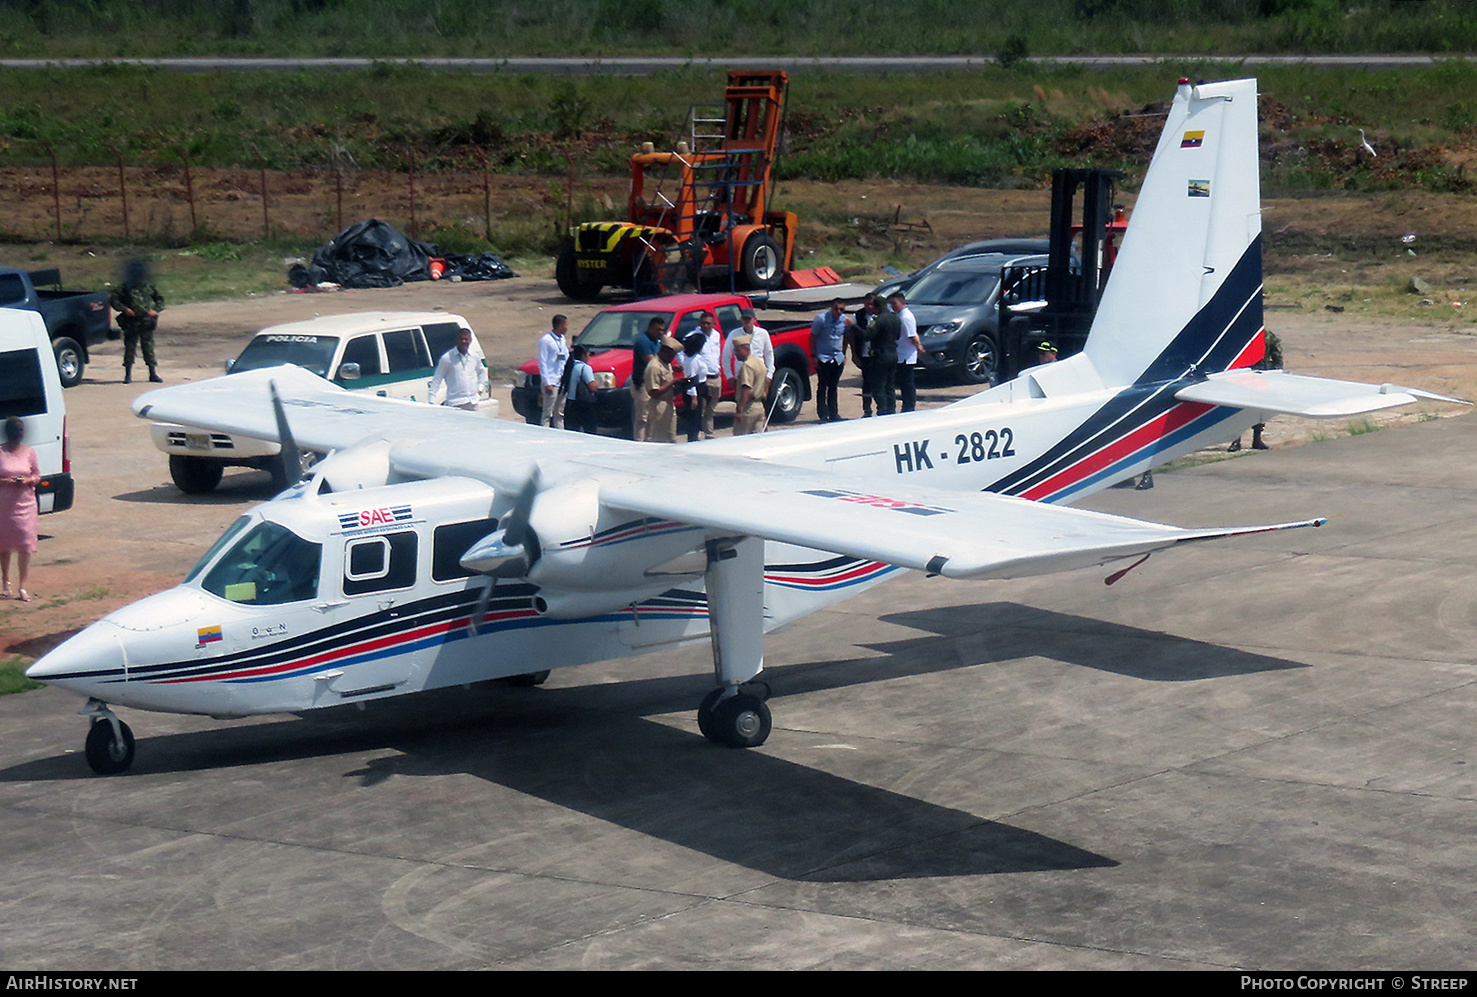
595,454,1323,581
133,365,477,453
1175,369,1465,417
135,366,1323,583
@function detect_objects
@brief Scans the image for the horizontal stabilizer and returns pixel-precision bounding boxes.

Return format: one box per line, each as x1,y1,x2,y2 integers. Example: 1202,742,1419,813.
1175,369,1467,418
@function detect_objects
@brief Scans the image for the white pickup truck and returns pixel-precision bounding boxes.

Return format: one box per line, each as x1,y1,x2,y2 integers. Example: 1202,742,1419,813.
151,311,497,493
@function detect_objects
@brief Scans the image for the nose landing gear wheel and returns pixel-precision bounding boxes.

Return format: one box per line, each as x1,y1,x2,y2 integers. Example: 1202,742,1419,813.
85,718,135,775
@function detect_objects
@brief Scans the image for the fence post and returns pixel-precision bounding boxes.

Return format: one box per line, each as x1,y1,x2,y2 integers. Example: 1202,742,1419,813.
107,144,130,241
41,141,62,241
405,148,417,240
478,147,491,241
255,146,270,239
176,146,198,234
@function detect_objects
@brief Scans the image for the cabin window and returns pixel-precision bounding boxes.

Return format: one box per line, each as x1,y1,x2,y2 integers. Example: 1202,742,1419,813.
382,329,431,372
432,518,498,582
343,530,417,595
0,349,47,418
202,521,322,605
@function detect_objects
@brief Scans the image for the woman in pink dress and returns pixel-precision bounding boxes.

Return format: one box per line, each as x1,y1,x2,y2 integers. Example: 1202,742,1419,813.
0,417,40,602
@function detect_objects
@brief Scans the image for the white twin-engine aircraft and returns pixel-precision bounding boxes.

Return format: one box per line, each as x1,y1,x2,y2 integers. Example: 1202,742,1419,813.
30,78,1460,774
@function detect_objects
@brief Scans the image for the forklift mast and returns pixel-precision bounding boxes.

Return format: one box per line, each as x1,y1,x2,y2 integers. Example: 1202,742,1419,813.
998,168,1125,380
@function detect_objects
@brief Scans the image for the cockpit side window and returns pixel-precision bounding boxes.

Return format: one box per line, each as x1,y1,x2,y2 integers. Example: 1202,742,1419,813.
343,530,417,595
201,521,322,605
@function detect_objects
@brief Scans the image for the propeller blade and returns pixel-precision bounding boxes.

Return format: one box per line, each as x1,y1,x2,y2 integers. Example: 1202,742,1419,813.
268,379,304,490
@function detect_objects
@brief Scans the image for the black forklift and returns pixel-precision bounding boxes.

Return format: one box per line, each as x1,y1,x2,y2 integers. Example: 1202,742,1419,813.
997,168,1125,381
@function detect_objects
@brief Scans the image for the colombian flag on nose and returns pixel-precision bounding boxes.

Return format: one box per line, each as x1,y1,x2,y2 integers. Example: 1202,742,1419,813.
197,625,223,647
1181,130,1205,148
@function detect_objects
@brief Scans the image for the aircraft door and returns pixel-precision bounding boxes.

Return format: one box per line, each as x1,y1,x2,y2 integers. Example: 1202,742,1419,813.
316,528,427,702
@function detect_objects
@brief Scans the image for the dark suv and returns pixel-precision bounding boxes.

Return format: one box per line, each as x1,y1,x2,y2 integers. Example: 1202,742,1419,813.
905,252,1049,386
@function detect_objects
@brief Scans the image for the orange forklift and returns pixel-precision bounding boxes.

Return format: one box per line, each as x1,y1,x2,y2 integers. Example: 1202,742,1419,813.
556,70,797,300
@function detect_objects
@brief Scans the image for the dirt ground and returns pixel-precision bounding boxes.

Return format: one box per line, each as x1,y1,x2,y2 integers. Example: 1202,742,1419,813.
3,266,1475,672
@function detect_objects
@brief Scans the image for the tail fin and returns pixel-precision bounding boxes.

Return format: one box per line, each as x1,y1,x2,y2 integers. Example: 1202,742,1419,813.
1084,78,1265,387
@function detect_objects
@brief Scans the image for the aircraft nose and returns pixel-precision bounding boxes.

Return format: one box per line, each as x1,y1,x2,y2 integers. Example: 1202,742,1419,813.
26,622,128,694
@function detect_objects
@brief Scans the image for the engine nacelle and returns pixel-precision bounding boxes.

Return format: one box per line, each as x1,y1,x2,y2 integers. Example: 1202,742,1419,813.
531,585,673,620
523,479,706,593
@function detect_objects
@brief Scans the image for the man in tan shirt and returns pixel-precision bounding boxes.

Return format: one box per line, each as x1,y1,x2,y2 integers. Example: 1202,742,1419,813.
731,335,768,436
643,336,681,443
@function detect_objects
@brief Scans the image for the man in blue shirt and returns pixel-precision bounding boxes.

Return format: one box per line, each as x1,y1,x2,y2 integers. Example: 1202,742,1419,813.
810,298,852,423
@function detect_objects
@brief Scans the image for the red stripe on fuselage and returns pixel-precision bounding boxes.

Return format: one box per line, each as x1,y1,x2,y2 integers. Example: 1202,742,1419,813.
1021,401,1214,501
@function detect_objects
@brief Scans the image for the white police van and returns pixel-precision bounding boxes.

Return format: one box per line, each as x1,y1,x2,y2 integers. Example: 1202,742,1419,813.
0,308,72,513
150,311,496,493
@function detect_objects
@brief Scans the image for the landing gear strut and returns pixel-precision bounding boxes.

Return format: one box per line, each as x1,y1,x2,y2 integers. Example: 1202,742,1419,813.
81,700,135,775
697,537,773,748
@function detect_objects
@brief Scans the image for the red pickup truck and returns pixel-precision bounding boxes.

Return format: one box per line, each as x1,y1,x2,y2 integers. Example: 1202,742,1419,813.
512,293,813,434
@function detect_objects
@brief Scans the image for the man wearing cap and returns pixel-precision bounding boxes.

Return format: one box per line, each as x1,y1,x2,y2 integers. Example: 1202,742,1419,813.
1036,341,1058,365
642,334,682,444
731,334,768,436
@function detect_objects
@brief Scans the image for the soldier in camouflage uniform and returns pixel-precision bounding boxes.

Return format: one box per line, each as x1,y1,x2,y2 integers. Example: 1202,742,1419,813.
110,259,165,384
1228,330,1283,451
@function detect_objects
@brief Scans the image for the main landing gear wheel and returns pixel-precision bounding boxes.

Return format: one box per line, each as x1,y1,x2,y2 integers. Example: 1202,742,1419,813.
85,718,135,775
698,689,772,748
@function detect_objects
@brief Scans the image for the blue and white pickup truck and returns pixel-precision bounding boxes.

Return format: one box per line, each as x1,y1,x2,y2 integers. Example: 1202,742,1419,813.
0,266,114,387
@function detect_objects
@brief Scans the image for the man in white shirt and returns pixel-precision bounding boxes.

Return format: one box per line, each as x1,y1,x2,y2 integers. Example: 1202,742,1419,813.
427,327,487,411
721,307,774,380
891,292,921,413
538,314,571,429
696,311,723,439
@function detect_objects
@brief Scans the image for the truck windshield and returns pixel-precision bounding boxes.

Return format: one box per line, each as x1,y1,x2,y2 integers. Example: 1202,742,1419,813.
232,334,340,377
201,520,322,605
575,311,675,350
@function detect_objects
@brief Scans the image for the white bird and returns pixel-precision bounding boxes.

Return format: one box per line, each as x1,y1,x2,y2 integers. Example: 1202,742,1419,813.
1358,128,1377,157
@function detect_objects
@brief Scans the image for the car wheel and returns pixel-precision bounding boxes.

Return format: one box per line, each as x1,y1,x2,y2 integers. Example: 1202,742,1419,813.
169,455,224,494
768,367,804,424
53,337,84,388
959,335,999,386
740,233,783,290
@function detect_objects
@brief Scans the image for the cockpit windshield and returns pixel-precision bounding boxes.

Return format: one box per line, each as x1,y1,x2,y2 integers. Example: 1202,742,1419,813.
184,515,251,584
200,520,322,605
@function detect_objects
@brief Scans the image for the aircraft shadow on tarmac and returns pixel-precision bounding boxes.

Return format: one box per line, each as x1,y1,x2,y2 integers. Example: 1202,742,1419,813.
1,603,1305,882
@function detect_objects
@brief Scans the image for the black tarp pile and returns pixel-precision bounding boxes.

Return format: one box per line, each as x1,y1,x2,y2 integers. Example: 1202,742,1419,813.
288,219,517,289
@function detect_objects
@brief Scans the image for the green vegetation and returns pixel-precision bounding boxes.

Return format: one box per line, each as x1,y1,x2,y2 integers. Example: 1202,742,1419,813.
4,60,1477,190
3,1,1476,58
0,656,40,696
